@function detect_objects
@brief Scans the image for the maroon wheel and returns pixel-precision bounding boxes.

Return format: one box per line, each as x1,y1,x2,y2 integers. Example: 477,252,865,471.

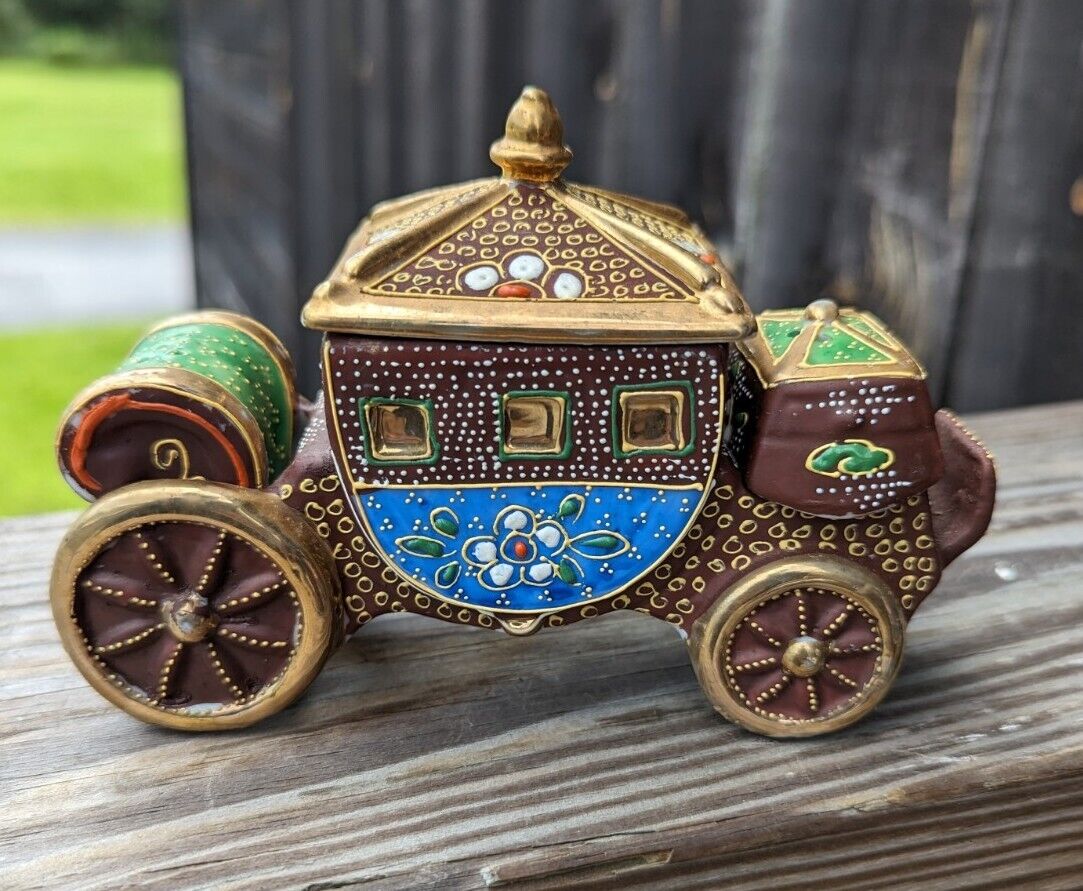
690,557,905,737
51,481,339,730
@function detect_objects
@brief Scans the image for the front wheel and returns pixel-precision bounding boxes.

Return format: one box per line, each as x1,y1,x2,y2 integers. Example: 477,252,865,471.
51,480,340,730
689,556,905,738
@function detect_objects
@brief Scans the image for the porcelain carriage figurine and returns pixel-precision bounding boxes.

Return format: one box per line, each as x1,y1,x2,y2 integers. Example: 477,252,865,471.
51,88,996,737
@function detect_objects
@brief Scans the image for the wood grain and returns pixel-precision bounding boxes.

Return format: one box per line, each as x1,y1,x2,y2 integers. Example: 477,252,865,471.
178,0,1083,410
2,401,1082,889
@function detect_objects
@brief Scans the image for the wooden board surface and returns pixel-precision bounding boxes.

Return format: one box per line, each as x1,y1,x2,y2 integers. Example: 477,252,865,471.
2,401,1083,889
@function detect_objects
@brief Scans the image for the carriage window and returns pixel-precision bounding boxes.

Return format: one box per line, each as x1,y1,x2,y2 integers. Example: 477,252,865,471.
500,391,570,459
361,398,438,464
613,382,694,458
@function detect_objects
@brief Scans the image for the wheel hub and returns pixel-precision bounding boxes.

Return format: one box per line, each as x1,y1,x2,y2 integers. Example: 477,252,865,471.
162,591,217,643
781,635,826,678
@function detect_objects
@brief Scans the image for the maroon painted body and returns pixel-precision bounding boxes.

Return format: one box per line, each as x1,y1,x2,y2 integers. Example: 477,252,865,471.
269,334,993,637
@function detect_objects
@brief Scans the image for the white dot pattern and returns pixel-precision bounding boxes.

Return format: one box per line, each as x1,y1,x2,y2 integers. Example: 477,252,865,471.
327,338,725,488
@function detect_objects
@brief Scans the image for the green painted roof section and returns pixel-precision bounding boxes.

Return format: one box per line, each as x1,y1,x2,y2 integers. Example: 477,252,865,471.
760,318,804,359
805,325,892,365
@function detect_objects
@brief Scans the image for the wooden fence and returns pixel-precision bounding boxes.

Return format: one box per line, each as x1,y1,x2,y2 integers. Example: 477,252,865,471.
178,0,1083,408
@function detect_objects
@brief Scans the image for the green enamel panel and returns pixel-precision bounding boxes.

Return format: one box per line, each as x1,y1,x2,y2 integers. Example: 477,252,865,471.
805,326,891,366
845,316,895,347
760,318,803,359
119,322,292,475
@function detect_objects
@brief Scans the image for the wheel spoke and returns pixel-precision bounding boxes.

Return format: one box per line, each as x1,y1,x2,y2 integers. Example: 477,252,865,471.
756,672,793,704
194,530,228,595
215,578,288,615
82,576,159,609
216,628,291,651
747,620,784,649
153,642,184,703
92,623,165,655
795,592,809,636
828,641,881,656
731,656,778,674
134,531,179,586
819,603,855,639
206,641,246,702
827,666,860,688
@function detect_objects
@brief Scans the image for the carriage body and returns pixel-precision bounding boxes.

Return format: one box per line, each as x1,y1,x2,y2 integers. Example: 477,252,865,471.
50,88,996,736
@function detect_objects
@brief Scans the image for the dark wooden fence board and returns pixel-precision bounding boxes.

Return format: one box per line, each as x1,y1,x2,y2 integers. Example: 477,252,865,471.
178,0,1083,407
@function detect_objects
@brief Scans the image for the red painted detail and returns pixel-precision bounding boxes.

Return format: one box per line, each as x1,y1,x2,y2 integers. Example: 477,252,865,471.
699,252,718,265
496,283,532,298
68,392,251,495
513,539,529,560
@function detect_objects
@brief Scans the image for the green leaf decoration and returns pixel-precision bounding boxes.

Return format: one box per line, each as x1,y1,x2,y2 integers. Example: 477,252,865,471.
397,536,445,558
809,440,893,476
430,507,460,538
569,531,630,559
557,493,585,521
557,558,580,584
436,561,461,588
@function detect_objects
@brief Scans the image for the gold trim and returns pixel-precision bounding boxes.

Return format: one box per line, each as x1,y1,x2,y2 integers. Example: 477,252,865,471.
50,480,340,731
57,366,269,489
688,556,905,738
302,89,754,344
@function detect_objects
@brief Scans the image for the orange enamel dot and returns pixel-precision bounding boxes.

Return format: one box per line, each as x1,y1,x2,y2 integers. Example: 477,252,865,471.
513,540,529,559
496,283,532,298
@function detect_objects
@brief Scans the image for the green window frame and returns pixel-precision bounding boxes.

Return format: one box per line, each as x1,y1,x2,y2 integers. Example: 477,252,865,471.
611,380,696,458
499,390,572,460
359,396,440,466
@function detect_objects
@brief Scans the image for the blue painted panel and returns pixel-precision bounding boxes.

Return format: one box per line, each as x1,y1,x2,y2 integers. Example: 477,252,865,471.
357,484,703,612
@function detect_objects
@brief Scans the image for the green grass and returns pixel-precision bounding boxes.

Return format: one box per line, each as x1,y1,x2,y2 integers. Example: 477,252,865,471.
0,59,184,221
0,324,146,516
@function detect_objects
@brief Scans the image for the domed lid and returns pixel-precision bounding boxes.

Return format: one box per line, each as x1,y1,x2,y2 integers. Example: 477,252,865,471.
302,86,754,344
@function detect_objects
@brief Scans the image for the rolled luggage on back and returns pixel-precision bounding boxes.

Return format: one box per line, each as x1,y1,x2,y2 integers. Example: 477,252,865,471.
57,311,297,499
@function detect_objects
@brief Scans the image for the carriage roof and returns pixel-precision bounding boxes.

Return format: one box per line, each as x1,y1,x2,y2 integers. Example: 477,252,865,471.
302,87,755,345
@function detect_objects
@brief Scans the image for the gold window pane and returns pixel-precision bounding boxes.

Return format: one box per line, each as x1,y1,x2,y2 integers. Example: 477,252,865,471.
365,402,433,461
503,394,567,456
619,389,687,453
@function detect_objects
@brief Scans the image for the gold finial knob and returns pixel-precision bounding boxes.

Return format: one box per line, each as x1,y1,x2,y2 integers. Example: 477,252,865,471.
804,298,840,322
490,86,573,182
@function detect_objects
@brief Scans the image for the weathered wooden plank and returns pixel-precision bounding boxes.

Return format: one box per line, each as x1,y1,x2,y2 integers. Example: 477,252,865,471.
944,0,1083,410
2,401,1082,888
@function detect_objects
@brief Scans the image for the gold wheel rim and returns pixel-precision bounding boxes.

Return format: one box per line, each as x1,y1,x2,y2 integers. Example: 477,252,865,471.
51,480,339,731
689,556,905,738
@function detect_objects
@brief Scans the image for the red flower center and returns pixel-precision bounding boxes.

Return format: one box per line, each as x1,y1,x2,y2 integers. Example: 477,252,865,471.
513,539,529,559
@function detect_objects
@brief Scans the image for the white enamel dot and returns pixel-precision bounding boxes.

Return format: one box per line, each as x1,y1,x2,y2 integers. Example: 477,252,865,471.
553,271,583,299
464,265,500,291
473,541,497,563
490,563,514,586
507,253,545,281
503,510,530,531
529,563,554,582
536,525,561,548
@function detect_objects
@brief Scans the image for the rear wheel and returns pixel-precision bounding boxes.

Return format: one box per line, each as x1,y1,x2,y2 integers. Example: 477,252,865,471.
51,480,340,730
689,556,905,738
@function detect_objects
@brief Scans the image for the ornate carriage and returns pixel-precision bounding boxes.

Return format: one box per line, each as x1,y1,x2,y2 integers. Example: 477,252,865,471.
51,88,996,737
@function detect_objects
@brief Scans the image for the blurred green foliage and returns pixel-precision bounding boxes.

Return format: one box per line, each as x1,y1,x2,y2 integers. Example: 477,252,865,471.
0,323,146,516
0,0,171,64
